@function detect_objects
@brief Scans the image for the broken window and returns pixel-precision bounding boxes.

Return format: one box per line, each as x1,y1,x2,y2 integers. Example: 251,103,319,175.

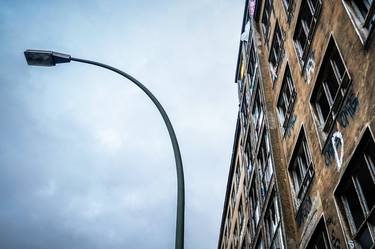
293,0,322,66
336,129,375,249
257,129,274,200
343,0,375,45
252,86,264,142
306,218,331,249
265,192,285,249
277,64,296,132
269,22,284,82
262,0,273,42
310,37,351,135
289,128,314,207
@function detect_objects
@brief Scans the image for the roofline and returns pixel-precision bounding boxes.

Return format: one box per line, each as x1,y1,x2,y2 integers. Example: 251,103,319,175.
217,115,241,249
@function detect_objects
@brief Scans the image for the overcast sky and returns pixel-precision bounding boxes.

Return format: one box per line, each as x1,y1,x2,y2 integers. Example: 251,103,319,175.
0,0,243,248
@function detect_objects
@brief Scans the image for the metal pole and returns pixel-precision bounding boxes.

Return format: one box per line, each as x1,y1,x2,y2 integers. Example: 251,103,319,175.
70,57,185,249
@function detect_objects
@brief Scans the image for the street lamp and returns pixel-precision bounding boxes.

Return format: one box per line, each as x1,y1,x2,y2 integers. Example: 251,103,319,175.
24,49,185,249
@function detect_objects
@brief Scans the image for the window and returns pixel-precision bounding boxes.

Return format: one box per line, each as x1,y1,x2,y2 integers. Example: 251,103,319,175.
244,136,253,181
336,129,375,249
258,129,274,200
241,233,250,249
234,221,239,248
343,0,375,45
306,218,331,249
255,236,265,249
289,128,314,207
249,179,260,237
239,198,244,230
237,51,247,98
277,64,296,131
265,192,285,249
231,184,236,208
235,163,241,190
283,0,293,16
227,210,232,234
293,0,322,66
246,218,253,247
311,37,351,137
262,0,273,42
269,22,284,82
248,40,257,82
252,86,264,142
240,93,249,134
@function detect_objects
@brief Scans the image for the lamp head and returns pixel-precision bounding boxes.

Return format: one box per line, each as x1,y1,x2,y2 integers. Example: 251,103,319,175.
24,49,71,66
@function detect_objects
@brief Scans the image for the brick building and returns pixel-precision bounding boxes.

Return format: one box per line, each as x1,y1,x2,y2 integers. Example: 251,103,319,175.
217,0,375,248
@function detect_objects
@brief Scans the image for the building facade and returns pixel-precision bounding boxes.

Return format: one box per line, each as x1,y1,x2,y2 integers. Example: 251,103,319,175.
218,0,375,248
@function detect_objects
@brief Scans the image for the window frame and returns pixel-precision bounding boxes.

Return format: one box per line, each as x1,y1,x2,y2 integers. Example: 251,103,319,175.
268,21,284,82
276,63,297,135
335,128,375,248
310,36,352,145
288,127,315,209
252,85,265,143
261,0,273,44
293,0,322,68
248,39,257,84
282,0,293,20
248,173,261,238
240,91,249,135
342,0,375,47
306,217,332,249
264,191,285,249
244,133,254,183
257,129,275,202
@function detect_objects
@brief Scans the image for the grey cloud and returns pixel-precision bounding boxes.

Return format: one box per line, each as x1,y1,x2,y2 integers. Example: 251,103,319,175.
0,0,243,248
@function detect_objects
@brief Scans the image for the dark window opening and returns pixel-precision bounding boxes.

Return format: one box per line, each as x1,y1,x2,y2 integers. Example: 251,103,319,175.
277,64,296,131
306,218,331,249
248,41,257,81
293,0,322,65
311,37,351,135
289,128,314,207
269,22,284,82
252,86,264,142
258,130,274,200
336,129,375,249
262,0,273,42
249,179,260,238
265,192,284,249
343,0,375,45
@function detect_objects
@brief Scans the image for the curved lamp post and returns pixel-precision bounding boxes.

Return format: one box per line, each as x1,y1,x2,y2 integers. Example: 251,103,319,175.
24,49,185,249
